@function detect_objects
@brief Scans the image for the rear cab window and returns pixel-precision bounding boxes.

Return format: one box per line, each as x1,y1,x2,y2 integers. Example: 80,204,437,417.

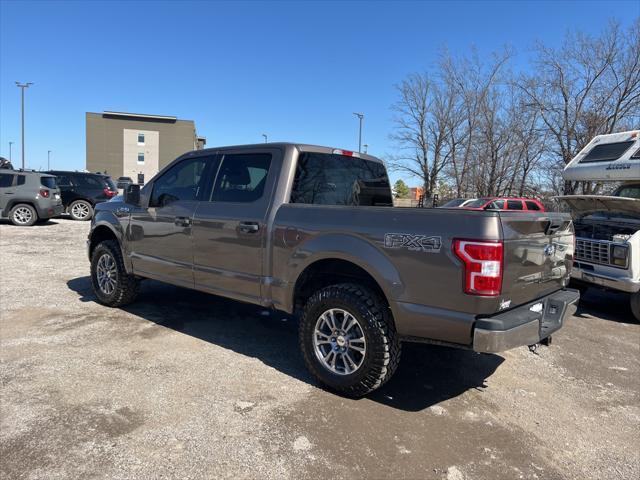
290,152,392,206
40,177,57,189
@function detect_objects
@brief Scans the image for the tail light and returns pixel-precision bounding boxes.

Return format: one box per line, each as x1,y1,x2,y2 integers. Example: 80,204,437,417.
453,239,503,296
39,189,50,198
103,188,117,198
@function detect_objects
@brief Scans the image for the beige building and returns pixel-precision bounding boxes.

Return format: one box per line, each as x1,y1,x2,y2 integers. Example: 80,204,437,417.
86,111,205,184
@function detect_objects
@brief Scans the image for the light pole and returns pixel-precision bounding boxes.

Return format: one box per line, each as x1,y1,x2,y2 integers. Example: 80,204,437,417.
9,142,14,162
262,133,268,143
47,150,51,170
353,112,364,153
363,144,369,154
16,82,33,169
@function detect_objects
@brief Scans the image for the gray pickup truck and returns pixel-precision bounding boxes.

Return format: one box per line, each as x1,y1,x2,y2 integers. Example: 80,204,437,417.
87,143,579,396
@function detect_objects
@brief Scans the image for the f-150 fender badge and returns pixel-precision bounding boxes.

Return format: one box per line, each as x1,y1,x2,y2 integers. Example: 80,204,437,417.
384,233,442,253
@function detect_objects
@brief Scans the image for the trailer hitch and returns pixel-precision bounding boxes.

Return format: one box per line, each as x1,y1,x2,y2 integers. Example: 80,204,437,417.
528,335,552,355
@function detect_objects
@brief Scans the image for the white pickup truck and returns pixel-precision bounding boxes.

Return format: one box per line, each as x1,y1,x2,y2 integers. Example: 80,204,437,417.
558,130,640,320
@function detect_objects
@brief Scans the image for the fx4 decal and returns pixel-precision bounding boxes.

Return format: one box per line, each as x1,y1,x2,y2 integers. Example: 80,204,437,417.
384,233,442,253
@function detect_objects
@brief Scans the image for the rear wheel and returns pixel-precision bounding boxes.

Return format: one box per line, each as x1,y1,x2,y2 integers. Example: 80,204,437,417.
69,200,93,221
299,283,401,397
90,240,139,307
631,292,640,322
9,204,38,226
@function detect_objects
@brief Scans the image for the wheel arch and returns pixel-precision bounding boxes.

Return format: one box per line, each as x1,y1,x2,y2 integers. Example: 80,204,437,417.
287,234,404,318
89,221,132,273
4,199,37,217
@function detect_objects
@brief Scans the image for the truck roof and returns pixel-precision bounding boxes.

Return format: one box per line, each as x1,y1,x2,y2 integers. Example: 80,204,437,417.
187,142,386,164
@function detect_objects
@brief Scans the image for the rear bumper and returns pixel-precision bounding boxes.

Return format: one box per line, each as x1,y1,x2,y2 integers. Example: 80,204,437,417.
473,289,580,353
571,267,639,293
37,204,64,219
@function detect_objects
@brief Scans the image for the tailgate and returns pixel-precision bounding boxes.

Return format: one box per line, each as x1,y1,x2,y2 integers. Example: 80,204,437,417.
499,212,574,306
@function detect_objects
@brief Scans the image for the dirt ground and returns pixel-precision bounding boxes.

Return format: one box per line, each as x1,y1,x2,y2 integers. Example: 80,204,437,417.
1,218,638,480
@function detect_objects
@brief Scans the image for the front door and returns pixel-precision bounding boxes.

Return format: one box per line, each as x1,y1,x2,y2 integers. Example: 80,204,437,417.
128,155,212,287
192,149,278,303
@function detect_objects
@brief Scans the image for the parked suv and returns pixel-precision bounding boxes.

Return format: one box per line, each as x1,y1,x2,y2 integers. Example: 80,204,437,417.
0,169,63,226
46,171,118,221
116,177,134,190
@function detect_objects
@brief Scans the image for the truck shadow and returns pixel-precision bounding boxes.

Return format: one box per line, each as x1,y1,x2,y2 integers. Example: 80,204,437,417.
575,289,636,323
67,276,504,412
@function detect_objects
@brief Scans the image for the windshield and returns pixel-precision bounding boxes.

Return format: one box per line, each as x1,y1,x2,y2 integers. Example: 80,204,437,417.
464,198,491,208
615,185,640,199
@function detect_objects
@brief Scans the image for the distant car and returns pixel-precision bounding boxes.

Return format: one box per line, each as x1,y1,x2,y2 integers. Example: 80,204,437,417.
462,197,546,212
0,169,63,226
116,176,134,190
439,198,476,208
45,171,118,221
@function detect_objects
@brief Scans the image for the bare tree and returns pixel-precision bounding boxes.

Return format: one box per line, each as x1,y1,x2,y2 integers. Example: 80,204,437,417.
388,73,452,198
518,20,640,194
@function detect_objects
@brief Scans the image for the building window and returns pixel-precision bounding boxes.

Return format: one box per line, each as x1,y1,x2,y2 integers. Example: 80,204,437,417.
137,152,145,164
137,133,145,145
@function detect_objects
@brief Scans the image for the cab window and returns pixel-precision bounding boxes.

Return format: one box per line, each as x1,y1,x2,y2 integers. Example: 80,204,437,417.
150,157,208,207
210,153,271,203
0,174,14,188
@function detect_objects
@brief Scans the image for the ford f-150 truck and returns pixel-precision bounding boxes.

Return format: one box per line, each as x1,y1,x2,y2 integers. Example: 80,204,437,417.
87,143,579,396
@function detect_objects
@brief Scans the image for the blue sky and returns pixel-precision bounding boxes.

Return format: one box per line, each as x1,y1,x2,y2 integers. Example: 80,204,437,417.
0,0,638,184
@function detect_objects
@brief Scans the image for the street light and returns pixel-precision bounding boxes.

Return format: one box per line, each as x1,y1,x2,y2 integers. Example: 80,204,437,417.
363,144,369,154
16,81,33,169
262,133,268,143
48,150,51,170
353,112,364,153
9,142,14,162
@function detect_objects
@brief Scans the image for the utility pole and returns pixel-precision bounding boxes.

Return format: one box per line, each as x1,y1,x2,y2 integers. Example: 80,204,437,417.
9,142,14,162
16,82,33,169
48,150,51,170
353,112,364,153
262,133,268,143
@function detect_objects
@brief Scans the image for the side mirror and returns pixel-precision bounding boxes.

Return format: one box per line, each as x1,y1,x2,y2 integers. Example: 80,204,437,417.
124,184,140,206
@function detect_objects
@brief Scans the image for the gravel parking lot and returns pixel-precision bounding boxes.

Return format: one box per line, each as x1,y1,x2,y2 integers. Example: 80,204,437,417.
1,218,638,480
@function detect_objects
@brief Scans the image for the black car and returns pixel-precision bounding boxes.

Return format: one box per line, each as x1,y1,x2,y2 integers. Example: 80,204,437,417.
45,171,118,221
116,176,134,190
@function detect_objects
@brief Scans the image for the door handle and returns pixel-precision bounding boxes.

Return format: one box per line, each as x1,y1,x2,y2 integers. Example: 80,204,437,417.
174,216,192,227
238,221,260,233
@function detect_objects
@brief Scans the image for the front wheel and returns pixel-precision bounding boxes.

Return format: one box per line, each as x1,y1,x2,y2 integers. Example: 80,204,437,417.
631,292,640,322
90,240,140,307
299,283,401,397
69,200,93,221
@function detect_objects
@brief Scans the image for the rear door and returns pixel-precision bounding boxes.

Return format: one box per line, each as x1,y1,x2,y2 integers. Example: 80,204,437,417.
500,212,574,306
191,148,280,303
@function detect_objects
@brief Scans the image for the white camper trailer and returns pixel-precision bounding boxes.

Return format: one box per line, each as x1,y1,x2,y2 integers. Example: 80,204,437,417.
557,130,640,320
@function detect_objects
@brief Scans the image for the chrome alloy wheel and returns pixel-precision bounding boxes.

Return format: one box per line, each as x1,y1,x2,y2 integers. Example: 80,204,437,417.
313,308,366,375
96,253,117,295
71,202,90,219
12,206,33,225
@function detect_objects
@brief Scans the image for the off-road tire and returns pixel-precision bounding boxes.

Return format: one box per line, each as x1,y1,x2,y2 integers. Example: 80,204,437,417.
631,292,640,322
9,203,38,226
299,283,401,397
69,200,93,221
90,240,140,307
